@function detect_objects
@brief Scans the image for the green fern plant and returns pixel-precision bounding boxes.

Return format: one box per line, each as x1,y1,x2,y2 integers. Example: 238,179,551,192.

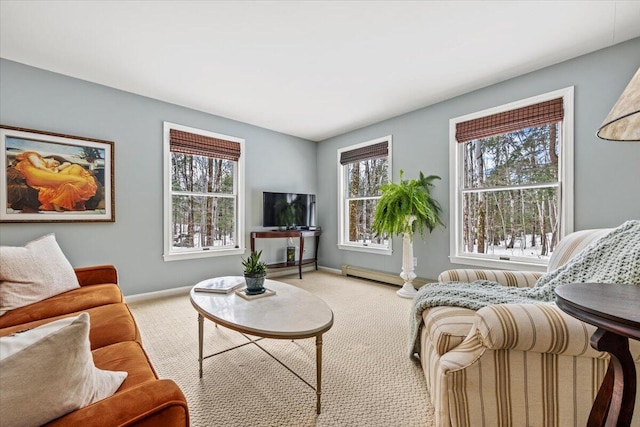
372,170,444,237
242,250,267,275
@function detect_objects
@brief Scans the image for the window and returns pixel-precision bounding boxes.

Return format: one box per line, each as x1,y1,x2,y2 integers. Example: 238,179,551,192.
449,87,574,270
337,136,392,254
163,122,245,261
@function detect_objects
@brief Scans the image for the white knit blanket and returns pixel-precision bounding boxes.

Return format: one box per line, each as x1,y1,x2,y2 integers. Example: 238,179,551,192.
410,220,640,355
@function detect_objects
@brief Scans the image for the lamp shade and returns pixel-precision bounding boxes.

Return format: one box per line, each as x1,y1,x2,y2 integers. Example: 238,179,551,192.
597,66,640,141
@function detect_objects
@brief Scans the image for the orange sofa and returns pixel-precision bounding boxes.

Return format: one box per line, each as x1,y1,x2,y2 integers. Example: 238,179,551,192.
0,265,189,427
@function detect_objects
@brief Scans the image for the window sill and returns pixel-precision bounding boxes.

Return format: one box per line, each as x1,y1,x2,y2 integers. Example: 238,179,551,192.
337,243,392,256
163,247,245,262
449,255,548,272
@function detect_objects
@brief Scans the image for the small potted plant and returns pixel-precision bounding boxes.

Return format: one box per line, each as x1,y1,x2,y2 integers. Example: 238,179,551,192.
242,250,268,294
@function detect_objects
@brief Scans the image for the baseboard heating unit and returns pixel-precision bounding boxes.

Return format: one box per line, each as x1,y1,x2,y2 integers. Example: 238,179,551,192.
340,265,433,288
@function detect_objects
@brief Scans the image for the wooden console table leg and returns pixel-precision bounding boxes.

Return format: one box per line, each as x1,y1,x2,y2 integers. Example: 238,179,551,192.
298,233,304,279
588,328,636,427
314,234,320,270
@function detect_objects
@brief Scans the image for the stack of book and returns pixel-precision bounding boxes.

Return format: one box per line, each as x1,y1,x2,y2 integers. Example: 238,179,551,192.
193,276,245,294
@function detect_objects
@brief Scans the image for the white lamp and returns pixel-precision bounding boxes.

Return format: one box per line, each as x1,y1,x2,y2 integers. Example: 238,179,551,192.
597,67,640,141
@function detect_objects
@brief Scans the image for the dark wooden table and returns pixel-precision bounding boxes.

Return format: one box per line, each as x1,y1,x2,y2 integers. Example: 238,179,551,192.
555,283,640,427
250,229,321,279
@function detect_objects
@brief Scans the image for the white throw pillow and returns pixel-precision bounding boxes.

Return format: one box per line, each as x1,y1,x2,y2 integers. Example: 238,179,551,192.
0,313,127,427
0,233,80,316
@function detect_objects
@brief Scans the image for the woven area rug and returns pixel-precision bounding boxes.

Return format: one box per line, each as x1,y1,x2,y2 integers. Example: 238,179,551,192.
128,271,434,426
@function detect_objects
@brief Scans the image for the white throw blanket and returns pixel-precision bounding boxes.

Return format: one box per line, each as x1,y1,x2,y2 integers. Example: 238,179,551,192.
410,220,640,356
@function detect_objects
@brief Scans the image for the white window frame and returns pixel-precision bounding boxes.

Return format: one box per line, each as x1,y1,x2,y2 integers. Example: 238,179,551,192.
337,135,393,255
163,122,245,261
449,87,574,271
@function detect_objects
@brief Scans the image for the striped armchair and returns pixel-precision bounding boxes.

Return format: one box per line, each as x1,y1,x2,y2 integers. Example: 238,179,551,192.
419,228,640,427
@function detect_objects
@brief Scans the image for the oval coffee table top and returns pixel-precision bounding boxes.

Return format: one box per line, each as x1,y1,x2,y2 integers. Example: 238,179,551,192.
190,277,334,339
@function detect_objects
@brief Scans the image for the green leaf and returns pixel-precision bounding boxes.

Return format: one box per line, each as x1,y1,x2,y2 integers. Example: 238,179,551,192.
372,170,444,238
242,250,267,274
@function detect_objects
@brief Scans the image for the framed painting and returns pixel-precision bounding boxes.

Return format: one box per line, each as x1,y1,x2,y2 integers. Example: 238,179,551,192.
0,125,115,222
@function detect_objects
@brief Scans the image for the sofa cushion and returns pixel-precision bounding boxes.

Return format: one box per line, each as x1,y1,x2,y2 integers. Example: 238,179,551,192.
92,340,159,389
438,269,543,288
44,379,189,427
547,228,612,272
74,265,119,287
0,313,127,427
0,302,140,350
423,306,476,355
0,283,123,329
0,234,79,316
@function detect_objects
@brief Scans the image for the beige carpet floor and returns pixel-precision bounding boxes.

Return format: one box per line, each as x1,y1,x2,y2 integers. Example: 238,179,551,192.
128,271,434,426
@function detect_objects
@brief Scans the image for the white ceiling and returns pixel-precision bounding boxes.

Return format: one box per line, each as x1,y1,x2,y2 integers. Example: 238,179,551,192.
1,1,639,141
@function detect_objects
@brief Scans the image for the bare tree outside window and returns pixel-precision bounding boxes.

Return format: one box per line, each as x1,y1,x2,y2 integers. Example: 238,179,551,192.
461,123,560,261
171,153,236,250
338,136,392,251
345,157,389,246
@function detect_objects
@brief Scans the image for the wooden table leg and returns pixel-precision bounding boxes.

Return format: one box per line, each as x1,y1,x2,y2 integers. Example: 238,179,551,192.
298,234,304,279
316,333,323,414
198,313,204,379
314,234,320,270
588,328,636,427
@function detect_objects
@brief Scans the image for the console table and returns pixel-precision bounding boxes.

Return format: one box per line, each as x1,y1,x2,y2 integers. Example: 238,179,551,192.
250,229,321,279
555,283,640,427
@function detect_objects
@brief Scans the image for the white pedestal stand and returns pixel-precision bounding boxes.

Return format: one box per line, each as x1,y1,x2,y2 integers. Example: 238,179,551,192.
397,231,417,299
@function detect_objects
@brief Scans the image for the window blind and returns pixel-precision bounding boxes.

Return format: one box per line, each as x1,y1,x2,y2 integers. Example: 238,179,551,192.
456,98,564,143
169,129,241,161
339,141,388,165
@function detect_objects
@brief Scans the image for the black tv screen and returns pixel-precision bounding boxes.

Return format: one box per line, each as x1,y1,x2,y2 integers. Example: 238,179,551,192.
262,192,317,229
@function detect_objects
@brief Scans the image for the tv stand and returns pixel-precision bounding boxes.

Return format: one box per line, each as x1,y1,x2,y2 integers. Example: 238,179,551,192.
250,229,322,279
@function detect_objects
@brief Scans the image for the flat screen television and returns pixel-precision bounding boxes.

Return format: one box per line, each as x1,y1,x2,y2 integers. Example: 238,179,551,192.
262,192,317,229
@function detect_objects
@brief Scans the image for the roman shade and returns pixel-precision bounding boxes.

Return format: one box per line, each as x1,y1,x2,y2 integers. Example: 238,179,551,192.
339,141,388,165
169,129,241,161
456,98,564,143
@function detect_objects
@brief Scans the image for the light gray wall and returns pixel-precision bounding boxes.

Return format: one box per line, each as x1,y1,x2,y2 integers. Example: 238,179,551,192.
2,38,639,293
0,59,318,296
316,38,640,280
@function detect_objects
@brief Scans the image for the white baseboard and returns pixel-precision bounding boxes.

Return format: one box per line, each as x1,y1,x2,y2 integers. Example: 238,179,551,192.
125,265,340,302
125,285,191,303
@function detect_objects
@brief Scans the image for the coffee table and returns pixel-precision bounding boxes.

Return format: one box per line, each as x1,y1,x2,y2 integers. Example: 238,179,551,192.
190,277,334,414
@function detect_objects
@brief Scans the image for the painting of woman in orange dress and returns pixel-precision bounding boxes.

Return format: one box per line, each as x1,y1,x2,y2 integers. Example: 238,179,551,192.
14,151,98,211
1,125,113,222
